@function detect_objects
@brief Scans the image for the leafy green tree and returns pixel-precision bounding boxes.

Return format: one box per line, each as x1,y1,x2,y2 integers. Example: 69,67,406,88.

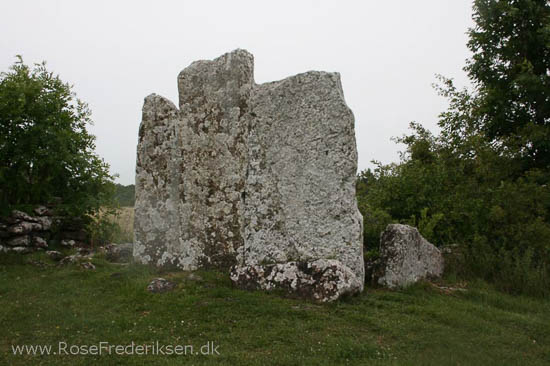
114,184,135,207
0,57,114,217
357,0,550,296
466,0,550,170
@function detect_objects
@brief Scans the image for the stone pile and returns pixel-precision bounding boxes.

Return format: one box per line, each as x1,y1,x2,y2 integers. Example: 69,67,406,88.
0,206,88,254
0,207,55,254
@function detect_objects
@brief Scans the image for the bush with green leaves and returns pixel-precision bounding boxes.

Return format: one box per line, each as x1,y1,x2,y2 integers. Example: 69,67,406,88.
0,57,115,220
357,0,550,297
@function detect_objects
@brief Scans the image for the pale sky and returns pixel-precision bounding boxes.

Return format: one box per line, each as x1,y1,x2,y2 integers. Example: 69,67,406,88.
1,0,474,185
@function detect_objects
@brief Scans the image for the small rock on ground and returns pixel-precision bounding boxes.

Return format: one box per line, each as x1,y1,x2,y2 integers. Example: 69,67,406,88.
147,278,176,293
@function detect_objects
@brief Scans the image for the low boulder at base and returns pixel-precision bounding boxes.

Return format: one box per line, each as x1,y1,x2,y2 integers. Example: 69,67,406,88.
231,260,362,303
367,224,444,288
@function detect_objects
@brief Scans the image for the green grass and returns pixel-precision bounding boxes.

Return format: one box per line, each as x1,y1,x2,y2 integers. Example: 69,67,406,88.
0,252,549,365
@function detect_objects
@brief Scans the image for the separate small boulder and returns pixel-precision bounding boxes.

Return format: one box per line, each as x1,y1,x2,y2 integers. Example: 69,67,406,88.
368,224,444,288
46,250,64,261
80,262,96,270
147,278,176,293
104,243,133,263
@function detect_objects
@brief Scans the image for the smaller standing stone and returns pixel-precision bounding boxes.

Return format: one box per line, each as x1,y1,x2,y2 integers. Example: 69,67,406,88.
369,224,444,288
147,278,176,293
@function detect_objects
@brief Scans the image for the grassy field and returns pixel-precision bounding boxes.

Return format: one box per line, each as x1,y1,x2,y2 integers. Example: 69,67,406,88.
0,251,548,365
101,206,134,244
113,206,134,243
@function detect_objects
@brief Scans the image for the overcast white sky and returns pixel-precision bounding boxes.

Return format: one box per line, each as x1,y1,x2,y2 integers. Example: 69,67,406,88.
1,0,474,185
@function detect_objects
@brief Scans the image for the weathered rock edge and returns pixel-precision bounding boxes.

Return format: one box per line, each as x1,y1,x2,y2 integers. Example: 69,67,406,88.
134,49,364,301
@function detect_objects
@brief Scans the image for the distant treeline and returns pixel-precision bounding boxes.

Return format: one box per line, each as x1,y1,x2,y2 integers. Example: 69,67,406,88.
114,184,135,207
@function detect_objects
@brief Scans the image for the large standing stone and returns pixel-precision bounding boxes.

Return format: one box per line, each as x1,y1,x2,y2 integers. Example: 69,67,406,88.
368,224,444,288
134,50,364,300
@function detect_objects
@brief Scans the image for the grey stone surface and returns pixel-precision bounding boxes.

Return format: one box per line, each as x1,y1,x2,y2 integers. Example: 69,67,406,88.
134,49,363,300
11,210,38,223
46,250,64,261
60,239,75,248
80,262,96,270
35,216,53,231
369,224,444,288
147,278,176,293
8,222,42,234
6,235,30,247
58,254,92,266
34,205,52,216
11,246,32,254
32,236,48,249
0,208,82,254
231,260,362,302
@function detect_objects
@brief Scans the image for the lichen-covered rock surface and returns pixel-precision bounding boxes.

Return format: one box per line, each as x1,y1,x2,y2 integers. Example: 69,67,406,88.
368,224,444,288
134,49,364,301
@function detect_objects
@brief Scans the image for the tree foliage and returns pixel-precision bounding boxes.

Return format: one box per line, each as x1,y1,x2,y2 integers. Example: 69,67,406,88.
357,0,550,297
0,57,114,216
467,0,550,170
114,184,135,207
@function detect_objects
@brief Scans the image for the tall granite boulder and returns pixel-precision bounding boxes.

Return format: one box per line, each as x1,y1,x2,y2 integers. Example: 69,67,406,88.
367,224,444,288
134,49,364,301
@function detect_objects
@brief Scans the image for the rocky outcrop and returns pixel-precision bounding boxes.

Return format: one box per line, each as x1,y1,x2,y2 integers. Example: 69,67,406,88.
367,224,444,288
134,49,363,301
